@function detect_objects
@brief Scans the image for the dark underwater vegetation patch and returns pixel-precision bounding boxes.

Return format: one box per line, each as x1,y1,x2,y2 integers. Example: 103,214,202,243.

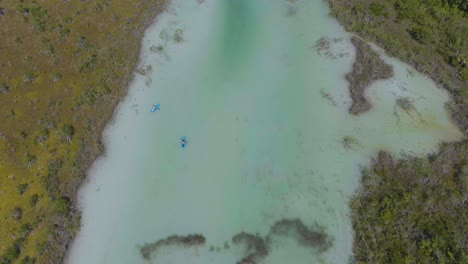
140,218,333,263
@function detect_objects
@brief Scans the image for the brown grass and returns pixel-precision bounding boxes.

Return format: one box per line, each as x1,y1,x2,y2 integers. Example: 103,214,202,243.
0,1,167,263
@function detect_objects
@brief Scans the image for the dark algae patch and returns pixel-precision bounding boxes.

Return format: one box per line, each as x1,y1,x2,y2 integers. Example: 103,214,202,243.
393,96,423,122
140,234,206,260
328,0,468,263
269,219,332,253
233,218,333,263
232,232,268,264
0,1,166,263
143,219,332,263
346,36,393,115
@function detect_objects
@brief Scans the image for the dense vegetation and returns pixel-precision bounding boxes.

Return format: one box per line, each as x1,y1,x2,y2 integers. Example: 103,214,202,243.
346,36,393,115
328,0,467,263
350,143,467,263
329,0,467,131
0,1,165,263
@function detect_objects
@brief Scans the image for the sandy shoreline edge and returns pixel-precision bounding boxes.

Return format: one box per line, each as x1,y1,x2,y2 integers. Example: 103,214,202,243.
61,2,170,263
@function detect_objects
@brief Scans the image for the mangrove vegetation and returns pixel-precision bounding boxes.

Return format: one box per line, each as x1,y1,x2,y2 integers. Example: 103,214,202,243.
328,0,467,263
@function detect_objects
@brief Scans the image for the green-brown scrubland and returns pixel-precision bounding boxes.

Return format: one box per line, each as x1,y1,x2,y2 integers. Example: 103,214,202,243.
328,0,467,263
0,1,165,263
350,142,467,263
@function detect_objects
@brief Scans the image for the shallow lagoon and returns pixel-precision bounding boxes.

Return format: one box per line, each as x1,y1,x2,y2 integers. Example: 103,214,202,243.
67,1,461,263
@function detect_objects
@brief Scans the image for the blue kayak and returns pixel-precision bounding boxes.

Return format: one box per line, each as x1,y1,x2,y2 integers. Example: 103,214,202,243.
151,104,160,112
181,136,187,148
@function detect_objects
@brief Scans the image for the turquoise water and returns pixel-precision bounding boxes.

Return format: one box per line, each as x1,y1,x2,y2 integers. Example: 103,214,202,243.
66,1,461,263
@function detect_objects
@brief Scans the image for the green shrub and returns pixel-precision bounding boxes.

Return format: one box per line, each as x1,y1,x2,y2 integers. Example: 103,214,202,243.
61,16,72,24
16,3,48,32
74,83,110,107
407,25,431,44
60,124,75,142
447,0,468,13
60,27,71,37
349,142,468,264
79,54,97,73
96,83,111,96
460,68,468,81
76,36,93,50
12,207,23,221
25,153,37,168
23,72,38,83
0,240,21,264
41,160,63,196
18,256,36,264
61,125,74,136
17,184,29,195
34,128,49,145
55,196,72,215
29,194,39,207
93,3,103,13
369,3,385,16
16,5,30,14
19,223,33,237
14,36,22,44
19,131,27,141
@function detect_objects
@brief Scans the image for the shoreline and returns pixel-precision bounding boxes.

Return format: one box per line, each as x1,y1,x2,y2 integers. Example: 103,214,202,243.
327,0,467,134
327,1,468,262
0,1,175,263
60,2,169,263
